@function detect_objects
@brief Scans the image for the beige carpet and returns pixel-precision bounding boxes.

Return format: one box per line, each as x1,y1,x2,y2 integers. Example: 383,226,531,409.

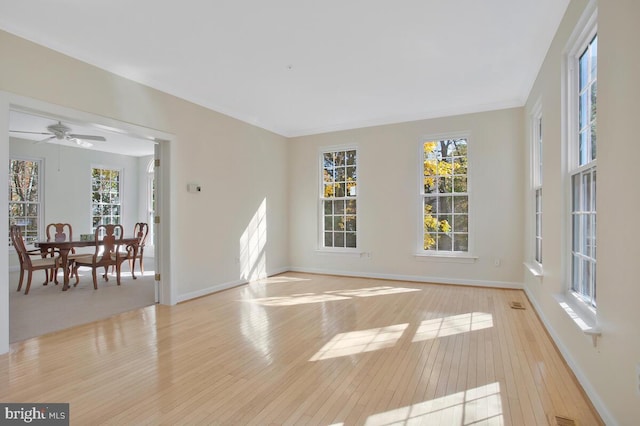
9,259,156,343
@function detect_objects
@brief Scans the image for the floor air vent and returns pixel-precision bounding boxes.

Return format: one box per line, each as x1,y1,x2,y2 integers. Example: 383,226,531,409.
554,415,577,426
509,301,526,310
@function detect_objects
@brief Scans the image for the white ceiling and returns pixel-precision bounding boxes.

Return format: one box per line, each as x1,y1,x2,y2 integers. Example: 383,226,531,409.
0,0,569,138
9,110,155,157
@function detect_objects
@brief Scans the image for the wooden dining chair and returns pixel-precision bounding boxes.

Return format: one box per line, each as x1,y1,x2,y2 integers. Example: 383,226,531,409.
46,222,82,282
10,225,61,295
130,222,149,278
72,224,133,289
110,222,148,279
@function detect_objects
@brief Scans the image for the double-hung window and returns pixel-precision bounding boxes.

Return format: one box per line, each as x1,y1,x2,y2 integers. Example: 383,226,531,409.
9,157,42,245
532,110,543,265
320,148,357,249
91,166,122,231
421,138,469,253
568,28,597,308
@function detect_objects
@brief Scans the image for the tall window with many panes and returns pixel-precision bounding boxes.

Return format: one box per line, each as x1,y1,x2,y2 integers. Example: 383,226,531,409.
570,33,597,308
421,138,469,253
9,158,42,245
91,167,122,231
533,114,543,265
320,148,357,249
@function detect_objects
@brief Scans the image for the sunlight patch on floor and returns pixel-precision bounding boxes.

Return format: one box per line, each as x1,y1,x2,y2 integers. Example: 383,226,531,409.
310,324,408,361
413,312,493,342
365,382,503,425
326,286,421,298
243,285,421,306
250,276,312,285
246,293,350,306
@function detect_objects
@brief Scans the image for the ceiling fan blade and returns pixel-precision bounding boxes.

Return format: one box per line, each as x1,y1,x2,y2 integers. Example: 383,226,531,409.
35,136,56,144
68,134,106,142
10,130,54,136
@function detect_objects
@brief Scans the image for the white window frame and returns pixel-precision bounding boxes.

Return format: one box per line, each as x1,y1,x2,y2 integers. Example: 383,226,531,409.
91,164,124,232
564,6,597,315
146,159,155,248
318,145,358,252
417,134,471,257
9,156,43,248
531,102,543,267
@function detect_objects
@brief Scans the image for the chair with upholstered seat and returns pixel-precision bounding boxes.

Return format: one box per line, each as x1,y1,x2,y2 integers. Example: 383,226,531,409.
46,222,83,282
10,225,61,295
72,224,132,289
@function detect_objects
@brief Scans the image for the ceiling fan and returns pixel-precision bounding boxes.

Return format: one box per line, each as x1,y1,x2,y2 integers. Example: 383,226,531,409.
10,121,107,148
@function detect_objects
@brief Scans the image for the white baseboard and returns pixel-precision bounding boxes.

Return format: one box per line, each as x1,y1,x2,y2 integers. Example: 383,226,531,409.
288,266,523,289
176,267,290,303
523,287,617,426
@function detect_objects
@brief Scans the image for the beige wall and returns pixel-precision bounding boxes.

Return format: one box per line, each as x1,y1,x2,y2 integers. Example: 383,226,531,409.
2,0,639,422
0,29,290,352
523,0,640,424
289,108,524,287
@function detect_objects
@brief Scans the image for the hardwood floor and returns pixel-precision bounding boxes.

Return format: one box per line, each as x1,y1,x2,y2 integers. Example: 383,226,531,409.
0,273,602,425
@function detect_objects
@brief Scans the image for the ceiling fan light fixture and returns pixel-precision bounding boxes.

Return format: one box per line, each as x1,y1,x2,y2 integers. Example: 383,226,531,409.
72,138,93,148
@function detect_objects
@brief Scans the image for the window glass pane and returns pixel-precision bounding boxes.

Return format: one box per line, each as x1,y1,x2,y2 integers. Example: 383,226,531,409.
453,176,467,193
437,234,452,251
345,216,356,232
334,232,345,247
440,196,452,214
324,232,333,247
579,91,588,130
453,234,468,252
579,48,589,90
333,216,343,231
590,36,598,78
324,200,333,215
454,215,468,233
345,232,356,248
453,196,468,213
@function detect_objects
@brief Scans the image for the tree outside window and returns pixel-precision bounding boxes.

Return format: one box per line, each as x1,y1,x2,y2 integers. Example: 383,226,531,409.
321,149,357,249
9,158,41,245
422,139,468,252
92,167,121,231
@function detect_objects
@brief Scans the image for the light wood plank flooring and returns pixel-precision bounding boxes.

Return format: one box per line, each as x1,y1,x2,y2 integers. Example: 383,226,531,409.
0,272,602,425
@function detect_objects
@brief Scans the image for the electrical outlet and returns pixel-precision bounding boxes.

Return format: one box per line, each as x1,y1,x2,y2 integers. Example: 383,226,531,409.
493,258,501,267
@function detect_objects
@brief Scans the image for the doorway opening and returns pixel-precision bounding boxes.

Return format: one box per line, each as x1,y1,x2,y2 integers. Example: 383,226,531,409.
5,102,171,344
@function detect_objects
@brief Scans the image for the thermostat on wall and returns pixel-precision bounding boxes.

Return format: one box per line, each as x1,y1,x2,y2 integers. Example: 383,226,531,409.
187,183,202,193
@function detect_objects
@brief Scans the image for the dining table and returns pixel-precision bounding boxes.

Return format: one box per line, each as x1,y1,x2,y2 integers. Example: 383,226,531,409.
35,237,140,291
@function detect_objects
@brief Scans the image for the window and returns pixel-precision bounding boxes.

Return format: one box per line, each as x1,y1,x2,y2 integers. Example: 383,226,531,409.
533,112,543,265
569,31,597,308
9,158,42,245
320,148,357,249
422,138,468,253
92,167,122,230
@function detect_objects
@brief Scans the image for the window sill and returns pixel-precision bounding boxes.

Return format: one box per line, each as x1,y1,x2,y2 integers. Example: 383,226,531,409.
553,293,601,346
524,262,543,279
316,249,365,258
414,253,478,264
